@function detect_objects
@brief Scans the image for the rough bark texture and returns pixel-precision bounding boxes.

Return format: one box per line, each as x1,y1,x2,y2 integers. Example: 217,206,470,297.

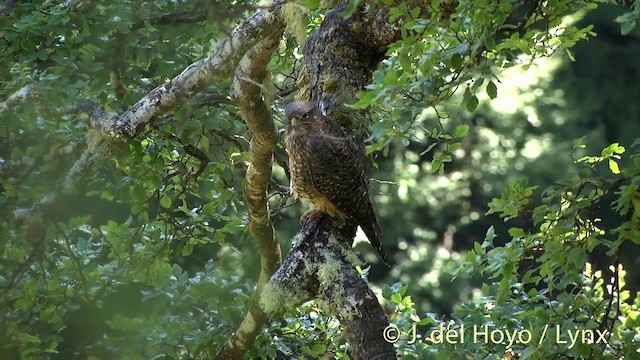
0,84,37,113
265,2,404,359
299,2,399,141
108,9,284,137
265,216,397,359
333,266,396,360
268,216,393,359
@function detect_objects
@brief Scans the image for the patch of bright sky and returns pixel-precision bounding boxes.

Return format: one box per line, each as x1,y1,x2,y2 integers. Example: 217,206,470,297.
488,55,562,128
488,11,587,127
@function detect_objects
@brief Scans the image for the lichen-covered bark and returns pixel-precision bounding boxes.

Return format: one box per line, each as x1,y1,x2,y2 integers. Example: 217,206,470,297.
8,0,555,358
12,3,286,220
330,266,396,360
264,215,397,359
271,2,548,357
268,2,402,359
233,33,284,299
106,9,284,137
299,3,397,141
215,26,285,360
0,84,38,113
300,0,400,351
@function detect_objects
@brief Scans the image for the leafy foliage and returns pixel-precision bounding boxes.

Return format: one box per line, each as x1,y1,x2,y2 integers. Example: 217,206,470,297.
423,141,639,359
1,0,639,359
1,1,261,358
356,0,601,158
616,0,640,34
250,141,640,359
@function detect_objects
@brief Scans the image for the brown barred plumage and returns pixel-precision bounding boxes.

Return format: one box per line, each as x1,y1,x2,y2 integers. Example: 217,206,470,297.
284,101,389,266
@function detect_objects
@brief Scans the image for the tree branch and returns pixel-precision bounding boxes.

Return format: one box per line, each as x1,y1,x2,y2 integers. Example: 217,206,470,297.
98,7,285,137
261,215,397,359
0,84,38,114
13,2,286,221
258,2,400,359
214,18,285,360
269,3,549,357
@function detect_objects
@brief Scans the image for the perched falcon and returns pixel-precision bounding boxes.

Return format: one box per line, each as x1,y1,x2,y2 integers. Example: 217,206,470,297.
284,101,389,266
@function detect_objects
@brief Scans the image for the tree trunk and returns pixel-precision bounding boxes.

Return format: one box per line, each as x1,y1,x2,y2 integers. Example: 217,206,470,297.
261,2,403,359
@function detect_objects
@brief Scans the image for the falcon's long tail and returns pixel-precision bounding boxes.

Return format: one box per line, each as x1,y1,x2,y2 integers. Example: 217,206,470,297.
359,204,390,267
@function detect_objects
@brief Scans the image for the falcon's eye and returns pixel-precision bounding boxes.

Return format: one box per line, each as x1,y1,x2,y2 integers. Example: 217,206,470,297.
302,112,309,120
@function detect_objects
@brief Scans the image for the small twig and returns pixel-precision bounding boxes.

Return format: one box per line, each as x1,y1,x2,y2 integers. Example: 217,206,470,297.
275,84,299,98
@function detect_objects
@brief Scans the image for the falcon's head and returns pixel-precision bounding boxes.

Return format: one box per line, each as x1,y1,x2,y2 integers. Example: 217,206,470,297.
284,101,322,134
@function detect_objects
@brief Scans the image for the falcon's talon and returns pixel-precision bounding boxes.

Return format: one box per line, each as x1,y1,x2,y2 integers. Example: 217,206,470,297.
300,209,321,224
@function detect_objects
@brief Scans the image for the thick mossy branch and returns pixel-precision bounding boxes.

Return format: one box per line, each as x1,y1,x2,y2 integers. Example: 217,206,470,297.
298,1,400,141
334,265,395,359
262,2,402,359
265,215,397,359
260,280,311,315
263,1,566,359
263,216,353,314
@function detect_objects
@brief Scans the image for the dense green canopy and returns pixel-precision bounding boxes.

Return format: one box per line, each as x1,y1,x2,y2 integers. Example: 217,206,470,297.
1,0,639,359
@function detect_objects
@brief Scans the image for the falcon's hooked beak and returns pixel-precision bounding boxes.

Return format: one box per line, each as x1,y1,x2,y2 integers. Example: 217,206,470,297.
290,117,299,130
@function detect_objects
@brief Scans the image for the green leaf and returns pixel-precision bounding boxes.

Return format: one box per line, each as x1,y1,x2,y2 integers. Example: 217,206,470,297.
130,184,146,202
486,81,498,99
621,20,636,35
474,241,483,255
203,202,216,214
383,69,399,85
311,344,326,355
100,190,114,200
466,95,479,112
471,77,485,91
449,53,462,68
609,159,620,174
431,159,442,173
131,203,144,214
484,226,496,244
399,52,412,72
348,91,376,109
301,0,321,10
454,125,469,138
160,196,172,208
449,142,461,152
420,141,438,155
200,134,210,150
602,143,625,157
508,227,525,238
467,250,476,262
149,175,163,189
